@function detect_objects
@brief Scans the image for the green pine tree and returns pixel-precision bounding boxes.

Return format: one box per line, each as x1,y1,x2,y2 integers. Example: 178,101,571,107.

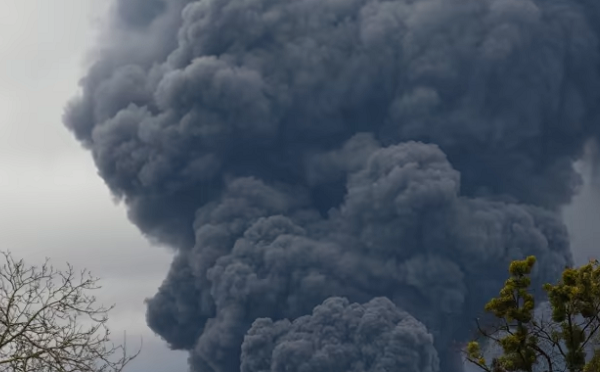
466,256,600,372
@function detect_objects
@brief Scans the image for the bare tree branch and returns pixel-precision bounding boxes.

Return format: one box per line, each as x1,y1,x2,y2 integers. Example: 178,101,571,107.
0,251,140,372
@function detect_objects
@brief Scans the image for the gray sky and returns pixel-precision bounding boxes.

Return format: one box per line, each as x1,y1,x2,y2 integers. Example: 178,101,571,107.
0,1,187,371
0,2,597,372
563,155,600,266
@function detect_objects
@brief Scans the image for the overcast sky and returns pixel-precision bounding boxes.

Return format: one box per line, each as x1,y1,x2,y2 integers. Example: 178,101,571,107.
563,154,600,266
0,2,599,372
0,1,187,371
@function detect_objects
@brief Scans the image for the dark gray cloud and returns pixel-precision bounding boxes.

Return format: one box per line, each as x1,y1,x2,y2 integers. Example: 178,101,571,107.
65,0,600,371
241,297,439,372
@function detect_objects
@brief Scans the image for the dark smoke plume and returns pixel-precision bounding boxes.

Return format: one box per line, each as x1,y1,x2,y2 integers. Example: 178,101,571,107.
241,297,439,372
65,0,600,371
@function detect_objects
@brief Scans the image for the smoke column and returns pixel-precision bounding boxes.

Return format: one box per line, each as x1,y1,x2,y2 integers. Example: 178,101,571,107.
65,0,600,370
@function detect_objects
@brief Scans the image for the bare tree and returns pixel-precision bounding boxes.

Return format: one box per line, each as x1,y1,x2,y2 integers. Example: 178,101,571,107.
0,251,140,372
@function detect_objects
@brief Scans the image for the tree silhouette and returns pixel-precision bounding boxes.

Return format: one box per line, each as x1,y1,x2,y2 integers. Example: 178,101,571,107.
0,251,140,372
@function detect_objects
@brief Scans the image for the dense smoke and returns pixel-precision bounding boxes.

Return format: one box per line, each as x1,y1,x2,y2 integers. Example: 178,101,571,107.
241,297,439,372
65,0,600,371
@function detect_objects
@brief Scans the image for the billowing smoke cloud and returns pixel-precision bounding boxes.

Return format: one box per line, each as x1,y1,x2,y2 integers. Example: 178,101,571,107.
241,297,439,372
64,0,600,371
